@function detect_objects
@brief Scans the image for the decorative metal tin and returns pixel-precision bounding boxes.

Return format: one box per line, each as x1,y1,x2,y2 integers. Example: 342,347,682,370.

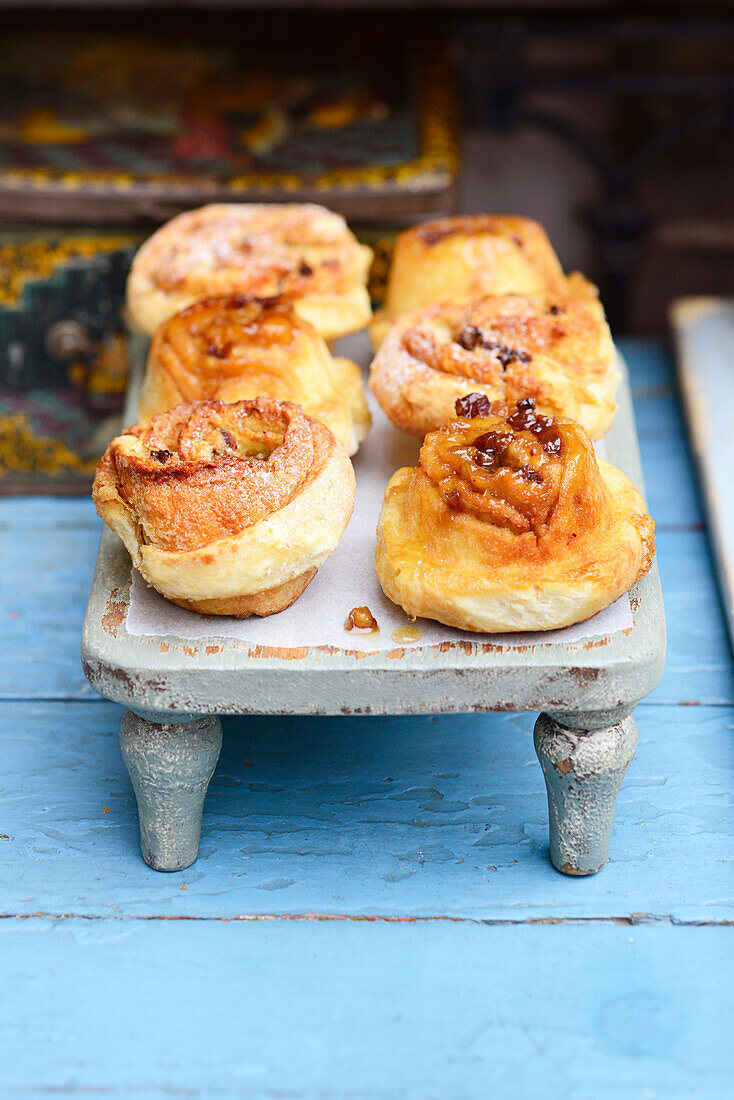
0,231,140,493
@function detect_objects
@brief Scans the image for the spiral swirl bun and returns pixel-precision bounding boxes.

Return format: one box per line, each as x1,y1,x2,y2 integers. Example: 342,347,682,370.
127,203,373,340
375,397,654,632
370,276,618,439
93,398,355,617
370,214,568,347
139,294,371,455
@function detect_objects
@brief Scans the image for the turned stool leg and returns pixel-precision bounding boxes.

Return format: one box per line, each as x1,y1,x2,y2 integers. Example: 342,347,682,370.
533,711,638,876
120,711,223,872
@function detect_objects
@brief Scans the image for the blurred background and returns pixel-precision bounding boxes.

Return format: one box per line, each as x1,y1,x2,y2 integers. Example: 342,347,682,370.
0,0,731,489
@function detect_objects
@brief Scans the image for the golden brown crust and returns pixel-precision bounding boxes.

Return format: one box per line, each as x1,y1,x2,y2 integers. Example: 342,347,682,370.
375,398,655,632
369,277,618,439
167,568,318,618
370,214,568,346
127,203,373,340
93,397,355,617
139,294,370,455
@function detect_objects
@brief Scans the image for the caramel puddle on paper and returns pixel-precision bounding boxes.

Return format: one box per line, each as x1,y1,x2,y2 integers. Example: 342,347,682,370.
391,626,423,644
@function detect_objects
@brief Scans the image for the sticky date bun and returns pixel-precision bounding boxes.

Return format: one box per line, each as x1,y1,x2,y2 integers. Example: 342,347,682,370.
369,277,617,439
139,294,370,455
127,203,373,340
370,214,568,347
93,397,355,617
375,396,654,632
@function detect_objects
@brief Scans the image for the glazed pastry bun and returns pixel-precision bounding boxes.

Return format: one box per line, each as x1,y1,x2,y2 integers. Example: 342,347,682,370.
93,397,355,618
375,395,654,633
370,275,618,440
127,203,373,340
139,294,370,455
370,215,568,347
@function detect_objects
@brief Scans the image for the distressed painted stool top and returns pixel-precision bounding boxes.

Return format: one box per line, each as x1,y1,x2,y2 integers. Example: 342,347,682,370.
81,353,666,722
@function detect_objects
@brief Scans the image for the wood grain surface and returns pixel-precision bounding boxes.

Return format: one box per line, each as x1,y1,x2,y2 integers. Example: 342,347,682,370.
0,339,731,1098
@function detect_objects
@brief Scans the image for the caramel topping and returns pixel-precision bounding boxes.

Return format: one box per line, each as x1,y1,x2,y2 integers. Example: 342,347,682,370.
455,392,491,418
420,398,598,536
455,324,531,368
345,606,378,631
391,626,423,643
150,294,304,402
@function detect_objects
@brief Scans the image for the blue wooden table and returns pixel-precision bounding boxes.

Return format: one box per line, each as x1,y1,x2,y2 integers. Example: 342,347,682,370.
1,339,732,1099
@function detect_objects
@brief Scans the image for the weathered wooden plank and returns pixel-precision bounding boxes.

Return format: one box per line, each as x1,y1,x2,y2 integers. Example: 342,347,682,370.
651,530,734,705
0,336,729,1100
1,700,731,922
615,339,703,531
663,533,734,701
0,918,731,1100
634,395,703,531
0,498,101,700
620,338,673,392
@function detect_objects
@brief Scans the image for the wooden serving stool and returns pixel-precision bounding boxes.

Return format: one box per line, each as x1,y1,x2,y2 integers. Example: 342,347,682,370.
82,361,665,876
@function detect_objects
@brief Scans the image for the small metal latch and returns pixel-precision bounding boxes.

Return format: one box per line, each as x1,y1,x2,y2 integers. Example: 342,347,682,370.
45,320,96,364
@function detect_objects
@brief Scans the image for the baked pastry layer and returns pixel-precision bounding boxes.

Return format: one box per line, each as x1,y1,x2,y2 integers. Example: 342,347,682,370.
375,397,654,632
370,214,568,347
93,397,355,617
166,568,318,618
127,203,373,340
370,275,618,439
139,294,370,455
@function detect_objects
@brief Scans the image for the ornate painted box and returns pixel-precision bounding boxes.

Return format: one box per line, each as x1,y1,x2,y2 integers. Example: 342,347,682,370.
0,29,455,492
0,33,458,225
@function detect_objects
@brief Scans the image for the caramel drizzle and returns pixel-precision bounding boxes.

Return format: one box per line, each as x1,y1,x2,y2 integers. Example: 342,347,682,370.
420,397,589,536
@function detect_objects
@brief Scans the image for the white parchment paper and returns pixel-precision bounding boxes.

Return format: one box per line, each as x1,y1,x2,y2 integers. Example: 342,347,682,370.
125,334,631,651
